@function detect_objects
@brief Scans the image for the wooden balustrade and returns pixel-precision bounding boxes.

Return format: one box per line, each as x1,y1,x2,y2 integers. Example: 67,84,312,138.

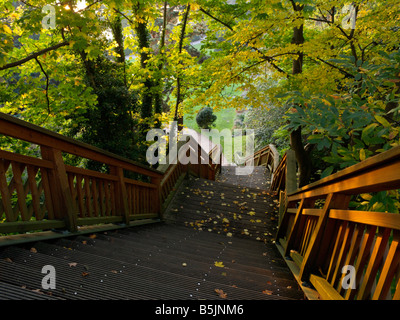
245,144,279,172
275,145,400,300
0,112,220,237
159,139,222,212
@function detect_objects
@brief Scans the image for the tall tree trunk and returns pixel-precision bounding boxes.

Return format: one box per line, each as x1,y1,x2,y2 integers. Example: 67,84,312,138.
174,4,190,131
110,15,127,86
290,3,312,188
135,19,153,120
153,1,168,128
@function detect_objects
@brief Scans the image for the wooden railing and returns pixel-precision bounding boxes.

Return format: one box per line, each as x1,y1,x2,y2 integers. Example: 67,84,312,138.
275,145,400,300
245,144,279,173
159,140,222,212
0,113,221,237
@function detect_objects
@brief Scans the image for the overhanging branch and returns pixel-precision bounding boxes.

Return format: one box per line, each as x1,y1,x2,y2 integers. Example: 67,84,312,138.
0,41,70,71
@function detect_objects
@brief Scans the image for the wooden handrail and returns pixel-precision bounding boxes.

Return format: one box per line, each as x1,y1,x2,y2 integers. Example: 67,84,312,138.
0,113,220,237
245,144,279,172
0,112,162,178
275,145,400,300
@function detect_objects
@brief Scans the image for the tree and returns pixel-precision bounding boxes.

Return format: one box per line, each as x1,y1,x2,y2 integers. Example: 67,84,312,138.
196,106,217,129
1,0,399,185
183,0,400,186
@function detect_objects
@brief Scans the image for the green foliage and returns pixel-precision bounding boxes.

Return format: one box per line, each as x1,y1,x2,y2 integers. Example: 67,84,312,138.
242,104,290,154
196,106,217,129
283,50,400,177
66,58,144,170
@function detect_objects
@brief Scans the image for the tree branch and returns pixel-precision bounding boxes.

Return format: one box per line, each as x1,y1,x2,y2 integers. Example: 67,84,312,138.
316,57,354,78
0,41,69,71
113,8,134,25
34,56,51,114
199,7,234,31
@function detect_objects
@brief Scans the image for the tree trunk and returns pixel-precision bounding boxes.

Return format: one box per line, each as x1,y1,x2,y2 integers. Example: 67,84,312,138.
290,3,312,188
153,1,168,128
174,4,190,131
110,16,127,86
135,20,153,120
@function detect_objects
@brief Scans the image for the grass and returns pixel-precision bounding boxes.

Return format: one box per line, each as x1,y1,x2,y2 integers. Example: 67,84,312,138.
183,107,250,164
183,107,237,132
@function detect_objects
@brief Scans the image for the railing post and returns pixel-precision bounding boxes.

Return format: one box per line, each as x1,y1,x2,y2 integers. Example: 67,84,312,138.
152,176,162,219
197,143,202,178
286,149,297,194
298,193,351,282
110,166,130,225
40,146,77,232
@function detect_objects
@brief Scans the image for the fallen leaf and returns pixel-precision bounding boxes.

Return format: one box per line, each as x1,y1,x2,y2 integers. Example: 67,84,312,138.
215,289,227,299
214,261,225,268
32,289,43,294
111,270,118,274
262,289,273,295
68,262,78,267
81,272,90,277
89,234,97,239
82,240,87,245
182,263,187,267
30,248,37,253
4,257,12,263
248,211,256,216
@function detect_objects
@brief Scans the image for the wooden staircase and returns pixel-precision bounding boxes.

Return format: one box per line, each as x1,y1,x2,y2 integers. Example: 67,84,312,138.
0,165,304,300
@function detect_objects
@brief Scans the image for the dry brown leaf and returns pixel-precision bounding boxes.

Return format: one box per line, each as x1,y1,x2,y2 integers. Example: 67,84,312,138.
81,272,90,277
4,257,12,263
262,289,273,295
30,247,37,253
215,289,227,299
110,270,118,274
89,234,97,239
32,289,43,294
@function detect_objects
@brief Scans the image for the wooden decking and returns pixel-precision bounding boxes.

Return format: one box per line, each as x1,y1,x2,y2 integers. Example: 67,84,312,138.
0,166,304,300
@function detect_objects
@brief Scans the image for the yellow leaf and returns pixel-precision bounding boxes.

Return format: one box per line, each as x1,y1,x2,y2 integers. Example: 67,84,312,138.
360,193,372,201
214,261,225,268
190,3,200,11
359,148,366,161
3,24,12,35
374,115,390,128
